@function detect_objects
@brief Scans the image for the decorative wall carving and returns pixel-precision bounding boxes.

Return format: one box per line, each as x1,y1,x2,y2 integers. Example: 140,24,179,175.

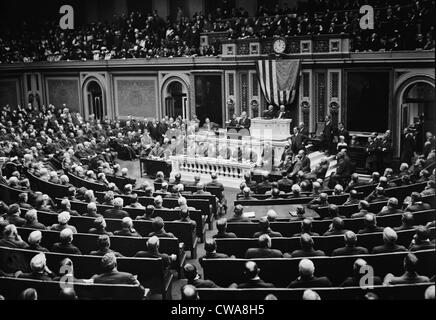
115,78,157,118
47,78,80,112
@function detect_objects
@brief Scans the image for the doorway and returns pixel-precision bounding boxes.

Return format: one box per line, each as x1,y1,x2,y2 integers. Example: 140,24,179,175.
165,81,187,119
194,75,223,126
401,81,435,153
86,80,105,121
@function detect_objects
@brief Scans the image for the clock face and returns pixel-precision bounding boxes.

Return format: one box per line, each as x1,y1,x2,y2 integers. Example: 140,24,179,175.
273,39,286,54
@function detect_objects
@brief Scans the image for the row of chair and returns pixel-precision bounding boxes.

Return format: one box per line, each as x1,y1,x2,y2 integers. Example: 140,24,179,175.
226,209,436,237
196,283,435,300
0,276,149,300
201,249,435,287
20,208,198,259
0,246,173,299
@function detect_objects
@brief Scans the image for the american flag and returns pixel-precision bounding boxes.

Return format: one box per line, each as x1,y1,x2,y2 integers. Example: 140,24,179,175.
255,59,301,107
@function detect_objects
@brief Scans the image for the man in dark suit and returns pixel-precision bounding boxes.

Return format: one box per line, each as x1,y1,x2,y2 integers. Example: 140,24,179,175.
409,226,436,251
290,234,326,258
227,205,251,223
331,231,369,256
89,235,123,257
372,227,408,254
199,239,230,267
51,228,82,255
276,105,291,119
92,253,145,291
378,197,404,216
365,186,389,203
256,173,272,194
213,218,237,239
23,209,46,230
235,261,275,288
148,217,176,238
227,114,239,129
252,217,283,238
114,217,141,237
400,128,415,165
238,111,251,130
323,217,349,236
288,259,332,288
245,234,283,258
337,123,350,144
351,201,375,218
184,263,220,288
404,192,431,212
5,204,26,227
383,253,430,285
340,258,382,287
321,115,336,155
103,197,129,219
202,118,219,131
16,252,53,281
263,105,276,119
277,171,293,192
357,214,384,234
394,212,416,231
293,219,320,237
134,236,176,270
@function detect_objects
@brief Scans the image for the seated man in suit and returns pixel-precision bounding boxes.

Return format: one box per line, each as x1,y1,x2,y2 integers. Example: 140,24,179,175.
394,212,416,231
193,182,212,196
243,173,257,191
233,261,275,288
276,105,291,119
92,253,145,293
203,117,219,132
23,209,46,230
240,187,256,201
378,197,404,216
227,113,239,130
0,224,29,249
114,217,141,237
213,218,237,239
256,173,272,194
27,231,49,252
290,234,326,258
409,226,436,251
357,214,384,234
90,235,123,257
263,105,276,119
252,217,283,238
245,234,283,259
351,201,375,218
88,216,113,236
421,180,436,197
184,263,220,288
332,231,369,256
277,171,293,192
238,111,251,130
288,259,332,288
383,253,431,285
199,239,230,267
345,173,367,192
227,204,251,223
340,258,382,287
342,189,360,206
152,195,168,210
372,227,408,254
365,186,389,203
206,173,226,212
51,228,82,255
148,217,176,238
50,211,77,234
5,204,26,227
404,192,432,212
103,197,129,219
16,252,54,281
134,236,176,270
293,218,320,237
323,217,349,236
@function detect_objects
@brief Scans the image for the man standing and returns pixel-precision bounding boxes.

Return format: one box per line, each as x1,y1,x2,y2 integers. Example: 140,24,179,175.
276,105,290,119
321,115,336,155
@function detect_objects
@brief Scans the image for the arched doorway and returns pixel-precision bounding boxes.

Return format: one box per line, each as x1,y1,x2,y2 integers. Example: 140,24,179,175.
86,80,105,121
164,80,188,119
401,81,435,153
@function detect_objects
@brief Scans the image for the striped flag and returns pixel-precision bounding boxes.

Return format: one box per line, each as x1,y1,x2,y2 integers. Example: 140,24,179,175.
256,59,301,107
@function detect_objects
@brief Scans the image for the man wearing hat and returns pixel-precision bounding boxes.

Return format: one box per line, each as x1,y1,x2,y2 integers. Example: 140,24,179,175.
17,253,53,281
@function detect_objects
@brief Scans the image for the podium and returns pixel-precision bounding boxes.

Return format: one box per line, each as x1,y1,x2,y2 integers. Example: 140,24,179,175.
250,117,292,141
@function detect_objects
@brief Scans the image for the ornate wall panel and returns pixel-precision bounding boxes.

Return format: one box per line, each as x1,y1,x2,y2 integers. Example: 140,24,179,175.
46,78,80,113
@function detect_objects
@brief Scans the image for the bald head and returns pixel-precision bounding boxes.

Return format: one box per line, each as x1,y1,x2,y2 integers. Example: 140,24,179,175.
302,289,321,300
181,284,198,300
383,227,397,244
344,231,357,246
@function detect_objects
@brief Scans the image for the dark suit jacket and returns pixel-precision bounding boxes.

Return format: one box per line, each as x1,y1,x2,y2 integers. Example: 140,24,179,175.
238,118,251,129
92,270,138,285
288,276,332,288
253,229,283,238
227,215,252,223
245,247,283,259
332,246,369,256
263,109,276,119
24,221,46,230
372,243,407,254
290,248,326,258
276,111,291,119
135,250,172,269
405,203,431,212
238,278,275,288
357,226,384,234
340,275,382,287
190,278,220,288
148,230,176,238
103,208,129,219
387,272,430,285
51,242,82,255
213,232,237,239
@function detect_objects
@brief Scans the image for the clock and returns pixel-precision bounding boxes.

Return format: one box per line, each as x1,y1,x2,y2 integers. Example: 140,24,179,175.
273,38,286,54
